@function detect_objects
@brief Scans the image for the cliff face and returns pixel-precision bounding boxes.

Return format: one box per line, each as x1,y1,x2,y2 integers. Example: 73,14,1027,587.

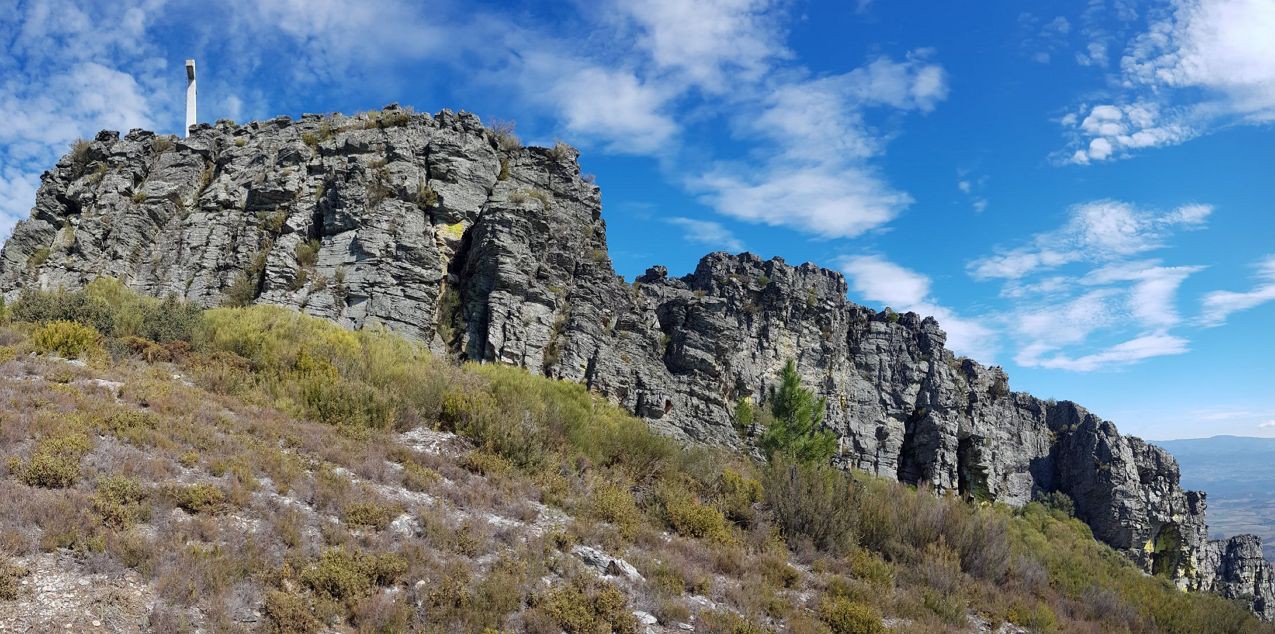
1,106,1270,617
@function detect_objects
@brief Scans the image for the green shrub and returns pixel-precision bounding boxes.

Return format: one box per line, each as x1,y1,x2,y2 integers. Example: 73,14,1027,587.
13,279,200,343
588,482,643,537
819,596,884,634
658,483,735,544
263,590,319,633
1040,490,1075,517
0,558,30,600
300,548,407,603
92,475,148,528
697,610,769,633
14,432,92,488
733,398,755,434
715,468,763,526
31,320,101,358
532,575,637,634
342,501,398,530
27,246,50,270
1007,600,1058,632
401,462,439,491
461,450,515,477
295,239,320,268
169,483,228,514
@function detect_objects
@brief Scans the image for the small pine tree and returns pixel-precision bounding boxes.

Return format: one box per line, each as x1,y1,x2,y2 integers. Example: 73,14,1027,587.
759,360,836,465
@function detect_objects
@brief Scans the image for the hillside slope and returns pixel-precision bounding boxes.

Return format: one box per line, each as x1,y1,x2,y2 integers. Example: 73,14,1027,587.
0,285,1270,632
0,106,1271,617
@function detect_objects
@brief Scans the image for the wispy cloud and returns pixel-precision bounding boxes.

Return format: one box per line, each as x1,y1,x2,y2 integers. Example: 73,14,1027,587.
838,255,997,361
1200,254,1275,326
970,200,1209,371
664,217,744,252
1018,13,1071,64
968,200,1211,280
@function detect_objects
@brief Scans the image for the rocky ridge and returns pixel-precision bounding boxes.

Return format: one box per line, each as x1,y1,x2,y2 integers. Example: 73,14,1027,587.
1,105,1270,618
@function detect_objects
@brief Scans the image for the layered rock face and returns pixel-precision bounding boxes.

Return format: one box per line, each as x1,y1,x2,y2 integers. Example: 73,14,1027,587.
1,107,1270,617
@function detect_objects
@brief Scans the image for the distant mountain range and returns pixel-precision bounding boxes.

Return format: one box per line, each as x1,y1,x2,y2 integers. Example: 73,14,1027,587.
1155,436,1275,559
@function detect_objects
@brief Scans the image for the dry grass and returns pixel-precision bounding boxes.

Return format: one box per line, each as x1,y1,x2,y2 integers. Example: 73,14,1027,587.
0,283,1269,633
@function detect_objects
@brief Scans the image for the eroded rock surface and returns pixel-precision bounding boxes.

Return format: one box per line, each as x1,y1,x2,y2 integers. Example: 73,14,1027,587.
2,106,1270,618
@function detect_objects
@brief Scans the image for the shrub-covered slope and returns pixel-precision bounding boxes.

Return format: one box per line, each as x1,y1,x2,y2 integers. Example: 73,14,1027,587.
0,282,1270,633
0,108,1271,617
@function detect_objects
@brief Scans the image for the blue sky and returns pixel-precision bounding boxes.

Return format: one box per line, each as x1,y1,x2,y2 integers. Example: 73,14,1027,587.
2,0,1274,439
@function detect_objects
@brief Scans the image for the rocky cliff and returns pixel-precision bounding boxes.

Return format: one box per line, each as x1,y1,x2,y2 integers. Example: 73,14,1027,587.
1,105,1270,618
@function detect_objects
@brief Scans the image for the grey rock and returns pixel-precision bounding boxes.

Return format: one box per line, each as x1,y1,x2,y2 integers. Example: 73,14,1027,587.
571,545,642,583
2,107,1271,618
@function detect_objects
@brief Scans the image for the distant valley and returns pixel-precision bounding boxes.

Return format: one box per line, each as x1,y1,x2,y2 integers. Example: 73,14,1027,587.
1156,436,1275,559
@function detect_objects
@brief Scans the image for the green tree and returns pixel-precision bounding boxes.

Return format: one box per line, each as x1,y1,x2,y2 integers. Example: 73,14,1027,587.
759,360,837,465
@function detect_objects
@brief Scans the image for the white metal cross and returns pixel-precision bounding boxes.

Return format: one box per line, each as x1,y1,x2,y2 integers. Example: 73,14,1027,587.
185,59,197,137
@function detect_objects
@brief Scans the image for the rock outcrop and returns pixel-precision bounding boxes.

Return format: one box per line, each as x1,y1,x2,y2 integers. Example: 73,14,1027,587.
1,106,1271,618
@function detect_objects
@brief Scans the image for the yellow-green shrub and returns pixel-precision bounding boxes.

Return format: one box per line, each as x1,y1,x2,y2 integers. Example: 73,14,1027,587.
92,475,148,528
532,575,638,634
715,468,763,525
263,590,319,633
819,596,884,634
13,432,92,488
657,484,735,545
342,501,399,530
588,482,643,538
0,558,30,600
169,483,228,514
31,320,100,358
300,548,407,603
1007,600,1058,632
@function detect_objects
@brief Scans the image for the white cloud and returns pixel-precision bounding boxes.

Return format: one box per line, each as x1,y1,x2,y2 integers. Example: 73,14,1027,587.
697,55,946,238
1260,420,1275,429
1076,40,1109,67
611,0,788,93
0,168,40,237
838,255,997,361
533,60,679,154
971,199,1210,372
838,255,930,307
1023,333,1191,371
1063,0,1275,161
968,200,1212,280
226,0,452,83
1084,262,1205,329
1200,254,1275,326
697,163,910,239
664,217,744,252
0,1,166,236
